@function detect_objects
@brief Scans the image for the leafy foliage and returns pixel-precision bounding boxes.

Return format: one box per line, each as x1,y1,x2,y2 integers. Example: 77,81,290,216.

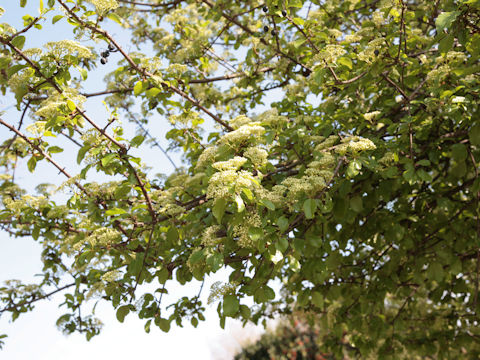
0,0,479,357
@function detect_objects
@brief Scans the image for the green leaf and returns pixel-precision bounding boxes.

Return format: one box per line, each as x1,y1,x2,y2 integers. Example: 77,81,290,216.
47,146,63,154
276,237,289,253
101,153,117,167
451,144,468,162
11,36,26,50
166,226,179,245
242,187,253,201
191,317,198,328
144,319,151,333
427,262,444,283
157,267,169,284
337,56,352,69
158,318,170,332
469,124,480,146
212,198,226,223
303,198,317,219
189,249,204,265
292,38,306,48
27,156,37,172
312,292,324,308
116,305,130,323
114,184,131,199
248,226,263,242
130,135,145,147
66,100,76,112
435,11,461,31
0,56,11,69
105,208,127,216
260,198,275,210
239,305,251,319
146,87,161,98
223,294,239,316
350,196,363,213
416,159,431,167
107,12,123,25
276,216,289,232
133,81,144,96
20,0,27,8
346,159,362,178
264,286,275,300
439,34,454,54
235,194,245,212
52,15,64,24
39,0,44,13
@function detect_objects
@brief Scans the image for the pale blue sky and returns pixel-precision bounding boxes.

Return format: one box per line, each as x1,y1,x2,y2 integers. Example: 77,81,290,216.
0,2,267,358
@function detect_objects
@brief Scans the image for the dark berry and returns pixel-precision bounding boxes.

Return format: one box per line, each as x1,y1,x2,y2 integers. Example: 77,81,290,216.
101,51,110,58
100,57,107,65
302,68,311,77
271,30,276,36
264,25,269,32
263,6,268,12
374,49,380,56
282,10,287,17
108,44,115,51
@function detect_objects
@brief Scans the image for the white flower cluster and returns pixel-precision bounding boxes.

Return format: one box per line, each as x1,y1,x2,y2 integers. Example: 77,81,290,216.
257,108,289,127
165,63,188,77
26,121,46,136
35,88,87,119
23,47,43,59
46,205,69,219
207,170,259,199
85,227,121,247
233,212,261,248
86,0,119,14
244,147,268,167
86,281,105,300
3,195,48,214
229,115,252,129
364,111,381,122
8,68,37,96
313,44,346,66
372,11,385,26
212,156,247,171
201,225,223,246
169,111,201,126
379,152,395,165
426,64,450,84
309,153,336,169
255,185,287,208
445,51,467,64
328,29,343,40
281,172,327,198
196,146,217,169
44,40,93,59
334,136,376,155
344,34,362,43
151,187,186,216
218,122,265,146
101,270,121,283
314,135,339,151
357,38,384,63
207,281,237,304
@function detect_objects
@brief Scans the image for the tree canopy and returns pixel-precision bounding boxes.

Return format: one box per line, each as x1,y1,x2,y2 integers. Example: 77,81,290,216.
0,0,479,357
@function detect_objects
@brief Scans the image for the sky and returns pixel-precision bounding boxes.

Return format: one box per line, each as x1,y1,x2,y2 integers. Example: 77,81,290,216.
0,2,268,359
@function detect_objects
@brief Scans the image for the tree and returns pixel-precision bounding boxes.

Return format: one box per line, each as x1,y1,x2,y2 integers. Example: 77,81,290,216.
0,0,479,356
